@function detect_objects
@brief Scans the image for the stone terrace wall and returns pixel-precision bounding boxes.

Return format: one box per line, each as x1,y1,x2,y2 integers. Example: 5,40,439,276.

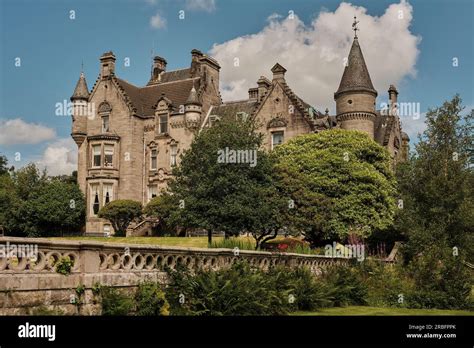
0,237,352,315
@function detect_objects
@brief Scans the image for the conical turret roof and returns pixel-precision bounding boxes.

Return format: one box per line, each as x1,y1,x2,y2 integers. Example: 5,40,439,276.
335,37,377,99
185,86,201,105
70,72,90,101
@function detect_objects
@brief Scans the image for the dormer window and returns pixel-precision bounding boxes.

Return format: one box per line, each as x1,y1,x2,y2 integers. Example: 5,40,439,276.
159,114,168,134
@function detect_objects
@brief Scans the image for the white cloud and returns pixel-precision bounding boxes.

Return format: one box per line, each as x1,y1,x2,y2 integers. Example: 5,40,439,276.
36,138,77,176
210,1,420,111
185,0,216,12
150,12,167,29
0,118,56,145
400,113,426,142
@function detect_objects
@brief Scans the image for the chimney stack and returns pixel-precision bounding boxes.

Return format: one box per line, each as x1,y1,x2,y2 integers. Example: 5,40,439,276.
100,51,116,79
388,85,398,115
152,55,167,81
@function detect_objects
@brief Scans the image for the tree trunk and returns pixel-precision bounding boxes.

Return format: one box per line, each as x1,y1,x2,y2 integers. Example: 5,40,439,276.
208,230,212,245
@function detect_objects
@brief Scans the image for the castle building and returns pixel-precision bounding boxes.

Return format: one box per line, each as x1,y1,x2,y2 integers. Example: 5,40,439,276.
71,32,409,235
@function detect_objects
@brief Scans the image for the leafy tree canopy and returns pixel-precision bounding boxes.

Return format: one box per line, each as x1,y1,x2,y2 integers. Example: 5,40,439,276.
396,95,473,261
167,116,287,245
273,129,397,242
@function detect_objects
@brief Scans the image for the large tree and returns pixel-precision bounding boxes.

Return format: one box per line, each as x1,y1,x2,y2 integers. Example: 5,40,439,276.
1,164,86,236
166,116,287,245
23,179,86,236
272,129,397,243
396,95,473,261
0,154,9,176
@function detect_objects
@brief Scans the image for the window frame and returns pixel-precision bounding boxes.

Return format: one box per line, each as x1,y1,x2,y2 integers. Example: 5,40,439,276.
148,185,158,202
271,131,284,150
92,144,102,168
159,114,168,134
103,183,113,206
104,144,114,168
90,184,100,216
150,148,158,170
170,144,177,167
101,115,110,133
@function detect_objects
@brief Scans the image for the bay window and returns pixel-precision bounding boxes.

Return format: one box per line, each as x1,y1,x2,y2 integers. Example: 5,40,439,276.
92,145,101,167
103,183,113,205
91,184,100,216
104,145,114,168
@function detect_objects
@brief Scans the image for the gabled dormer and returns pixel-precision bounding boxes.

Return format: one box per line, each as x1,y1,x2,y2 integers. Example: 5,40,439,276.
154,94,173,137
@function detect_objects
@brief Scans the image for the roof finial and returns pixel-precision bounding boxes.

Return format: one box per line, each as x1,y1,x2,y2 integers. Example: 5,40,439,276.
352,16,359,39
80,60,84,77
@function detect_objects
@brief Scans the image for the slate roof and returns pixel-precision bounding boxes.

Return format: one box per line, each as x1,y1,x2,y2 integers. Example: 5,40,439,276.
147,68,192,85
211,100,258,118
335,37,377,98
70,72,90,101
114,76,200,117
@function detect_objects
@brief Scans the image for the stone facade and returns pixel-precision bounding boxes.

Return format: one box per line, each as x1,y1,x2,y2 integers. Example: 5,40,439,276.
71,37,409,235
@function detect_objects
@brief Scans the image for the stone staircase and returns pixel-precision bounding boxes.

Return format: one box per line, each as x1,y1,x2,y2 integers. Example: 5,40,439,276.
126,217,159,237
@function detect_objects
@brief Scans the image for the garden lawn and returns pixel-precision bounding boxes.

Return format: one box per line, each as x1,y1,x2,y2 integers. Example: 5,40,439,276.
49,236,254,248
294,306,474,316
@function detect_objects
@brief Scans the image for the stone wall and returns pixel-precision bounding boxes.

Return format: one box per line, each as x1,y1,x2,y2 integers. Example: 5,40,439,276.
0,237,351,315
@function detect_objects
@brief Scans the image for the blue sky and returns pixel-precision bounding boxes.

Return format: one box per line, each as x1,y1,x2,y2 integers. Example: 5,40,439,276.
0,0,473,174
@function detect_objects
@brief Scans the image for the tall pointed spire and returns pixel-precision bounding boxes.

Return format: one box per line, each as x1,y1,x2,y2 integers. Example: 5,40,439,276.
334,20,377,99
70,71,90,101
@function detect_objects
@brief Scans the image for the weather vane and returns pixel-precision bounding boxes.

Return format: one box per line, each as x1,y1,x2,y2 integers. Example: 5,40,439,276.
352,16,359,38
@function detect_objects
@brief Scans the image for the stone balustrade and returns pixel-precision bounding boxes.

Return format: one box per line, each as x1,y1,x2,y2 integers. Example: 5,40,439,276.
0,237,353,315
0,236,352,275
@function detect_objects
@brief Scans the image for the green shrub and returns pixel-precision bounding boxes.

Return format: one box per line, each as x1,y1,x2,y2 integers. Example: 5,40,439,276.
135,282,170,316
100,287,134,316
55,256,74,275
405,246,472,310
354,259,413,308
322,265,368,306
165,261,339,315
165,262,292,316
98,200,142,237
270,266,335,310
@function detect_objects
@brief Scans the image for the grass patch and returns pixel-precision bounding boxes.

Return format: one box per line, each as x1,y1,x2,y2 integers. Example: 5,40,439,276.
50,236,256,249
294,306,474,316
210,237,256,250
